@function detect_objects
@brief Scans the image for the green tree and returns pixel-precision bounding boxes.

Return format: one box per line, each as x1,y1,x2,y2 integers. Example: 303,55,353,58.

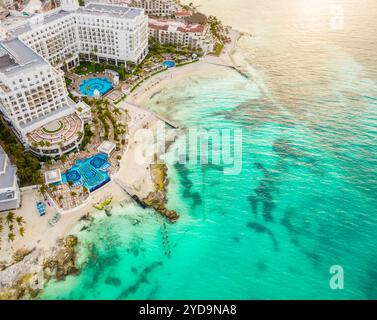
19,227,25,237
8,232,15,242
6,212,15,226
39,184,48,195
16,216,25,226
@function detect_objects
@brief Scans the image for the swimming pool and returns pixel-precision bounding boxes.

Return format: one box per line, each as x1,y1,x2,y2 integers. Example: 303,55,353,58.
62,154,111,192
162,60,176,68
79,77,113,97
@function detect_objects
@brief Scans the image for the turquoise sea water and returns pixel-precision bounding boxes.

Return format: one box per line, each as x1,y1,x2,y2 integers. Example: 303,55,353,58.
43,0,377,299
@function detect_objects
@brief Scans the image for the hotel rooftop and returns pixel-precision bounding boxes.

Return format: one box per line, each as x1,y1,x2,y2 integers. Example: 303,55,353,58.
4,2,144,40
77,3,144,19
0,38,47,76
0,145,20,212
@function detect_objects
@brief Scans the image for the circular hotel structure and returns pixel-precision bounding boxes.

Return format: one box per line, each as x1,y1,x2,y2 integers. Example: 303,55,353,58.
27,113,84,157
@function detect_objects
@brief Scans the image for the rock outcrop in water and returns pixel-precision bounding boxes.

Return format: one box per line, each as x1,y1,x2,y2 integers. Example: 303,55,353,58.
43,235,79,281
0,235,80,299
143,163,179,223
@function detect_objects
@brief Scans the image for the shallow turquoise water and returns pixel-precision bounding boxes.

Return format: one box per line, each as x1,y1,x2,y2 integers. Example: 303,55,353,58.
43,68,377,299
43,0,377,299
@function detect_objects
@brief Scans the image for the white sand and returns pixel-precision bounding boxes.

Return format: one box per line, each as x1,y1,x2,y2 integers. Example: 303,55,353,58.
129,29,240,106
0,105,163,264
0,28,240,266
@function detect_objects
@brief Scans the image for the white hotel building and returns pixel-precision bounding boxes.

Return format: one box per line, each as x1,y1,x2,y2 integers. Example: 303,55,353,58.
0,1,148,157
0,145,20,212
130,0,178,17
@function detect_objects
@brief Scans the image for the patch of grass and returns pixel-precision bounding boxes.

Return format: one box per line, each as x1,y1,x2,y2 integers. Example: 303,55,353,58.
42,121,63,134
73,61,98,75
73,61,128,81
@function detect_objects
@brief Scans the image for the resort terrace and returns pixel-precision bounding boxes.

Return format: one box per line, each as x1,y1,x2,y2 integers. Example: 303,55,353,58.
27,113,84,157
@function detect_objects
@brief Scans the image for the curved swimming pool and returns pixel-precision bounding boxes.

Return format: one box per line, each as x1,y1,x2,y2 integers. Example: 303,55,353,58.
79,77,113,97
162,60,176,68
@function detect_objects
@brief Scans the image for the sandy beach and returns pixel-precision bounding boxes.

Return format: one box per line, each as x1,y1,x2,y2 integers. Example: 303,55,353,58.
0,103,160,264
0,27,241,295
128,29,241,107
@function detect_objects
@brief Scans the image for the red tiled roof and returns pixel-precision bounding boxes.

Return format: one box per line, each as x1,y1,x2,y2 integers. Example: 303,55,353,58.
178,25,204,33
176,11,192,17
149,23,169,31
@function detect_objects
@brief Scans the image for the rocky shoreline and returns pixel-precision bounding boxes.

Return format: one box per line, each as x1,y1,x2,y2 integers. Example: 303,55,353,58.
143,163,179,223
0,235,80,300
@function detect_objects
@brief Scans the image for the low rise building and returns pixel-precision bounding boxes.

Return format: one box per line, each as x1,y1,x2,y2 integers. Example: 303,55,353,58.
148,18,214,53
130,0,178,17
0,145,20,212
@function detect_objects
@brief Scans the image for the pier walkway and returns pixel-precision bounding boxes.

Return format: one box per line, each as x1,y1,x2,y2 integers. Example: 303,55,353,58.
206,62,250,79
114,178,146,209
120,101,179,129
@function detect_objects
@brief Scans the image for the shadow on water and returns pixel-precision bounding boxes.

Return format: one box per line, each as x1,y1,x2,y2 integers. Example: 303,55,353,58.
247,222,278,251
116,261,164,299
83,243,121,289
174,163,203,208
256,261,268,273
280,208,301,236
248,162,277,222
105,276,122,287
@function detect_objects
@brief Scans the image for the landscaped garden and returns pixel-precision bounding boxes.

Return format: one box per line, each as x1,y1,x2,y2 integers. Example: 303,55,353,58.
73,61,128,81
0,117,42,186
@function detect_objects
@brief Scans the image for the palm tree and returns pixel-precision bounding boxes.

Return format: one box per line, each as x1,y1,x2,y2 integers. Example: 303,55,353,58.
103,99,110,109
9,224,14,232
0,223,3,234
6,212,15,226
39,184,48,195
8,232,15,242
19,227,25,237
16,216,25,226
